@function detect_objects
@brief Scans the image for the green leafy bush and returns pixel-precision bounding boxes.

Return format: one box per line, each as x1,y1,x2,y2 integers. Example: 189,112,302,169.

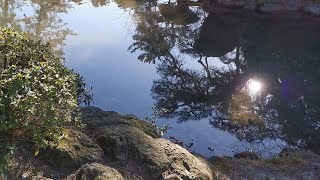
0,28,87,152
0,143,14,175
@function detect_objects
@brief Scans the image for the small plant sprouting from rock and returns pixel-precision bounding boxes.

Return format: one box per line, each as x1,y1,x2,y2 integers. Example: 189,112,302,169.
144,107,171,137
75,73,94,106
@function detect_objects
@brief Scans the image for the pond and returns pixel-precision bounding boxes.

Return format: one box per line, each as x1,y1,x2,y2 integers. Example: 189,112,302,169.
1,0,320,158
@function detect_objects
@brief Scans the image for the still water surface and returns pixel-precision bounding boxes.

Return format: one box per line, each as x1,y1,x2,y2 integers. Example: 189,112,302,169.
2,0,320,157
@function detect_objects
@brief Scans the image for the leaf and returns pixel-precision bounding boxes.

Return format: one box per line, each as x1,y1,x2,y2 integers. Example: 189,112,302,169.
34,147,40,156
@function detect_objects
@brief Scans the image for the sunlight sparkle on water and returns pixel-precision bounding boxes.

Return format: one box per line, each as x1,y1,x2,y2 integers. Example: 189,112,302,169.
247,79,262,93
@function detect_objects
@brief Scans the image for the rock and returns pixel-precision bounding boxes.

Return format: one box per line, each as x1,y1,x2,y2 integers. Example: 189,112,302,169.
94,124,214,180
4,106,320,180
302,4,320,16
212,150,320,180
208,155,233,163
79,106,159,138
31,175,53,180
283,0,303,11
40,127,104,172
75,163,124,180
217,0,247,8
2,142,64,179
259,3,285,13
243,0,256,10
208,156,226,163
233,151,261,160
278,148,291,158
258,0,303,13
208,156,232,177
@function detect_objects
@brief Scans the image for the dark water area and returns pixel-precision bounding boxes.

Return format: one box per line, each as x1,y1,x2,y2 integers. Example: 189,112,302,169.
1,0,320,158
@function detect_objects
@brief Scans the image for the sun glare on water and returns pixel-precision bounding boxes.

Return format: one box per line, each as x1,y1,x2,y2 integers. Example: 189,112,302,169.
247,79,262,93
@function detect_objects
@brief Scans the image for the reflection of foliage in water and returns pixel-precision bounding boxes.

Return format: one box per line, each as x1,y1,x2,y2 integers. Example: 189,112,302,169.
0,0,77,57
91,0,110,7
126,1,320,154
125,0,205,63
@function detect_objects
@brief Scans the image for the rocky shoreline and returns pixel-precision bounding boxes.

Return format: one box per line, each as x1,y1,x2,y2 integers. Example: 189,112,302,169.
2,107,320,179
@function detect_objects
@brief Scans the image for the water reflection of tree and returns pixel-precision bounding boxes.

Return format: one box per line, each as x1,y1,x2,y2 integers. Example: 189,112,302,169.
122,0,204,63
128,6,320,154
0,0,24,29
91,0,109,7
128,0,174,63
0,0,77,57
238,16,320,152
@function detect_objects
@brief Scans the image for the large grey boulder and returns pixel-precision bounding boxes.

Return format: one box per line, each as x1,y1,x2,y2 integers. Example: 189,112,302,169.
75,163,124,180
94,124,214,180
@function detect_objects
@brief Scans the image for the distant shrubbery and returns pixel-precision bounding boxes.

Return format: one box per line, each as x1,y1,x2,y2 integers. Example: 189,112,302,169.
0,28,91,153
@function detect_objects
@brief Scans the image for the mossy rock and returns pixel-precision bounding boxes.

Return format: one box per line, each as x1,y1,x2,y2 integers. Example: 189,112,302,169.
40,128,104,172
75,163,124,180
233,151,261,160
79,107,159,138
208,156,234,174
94,124,214,179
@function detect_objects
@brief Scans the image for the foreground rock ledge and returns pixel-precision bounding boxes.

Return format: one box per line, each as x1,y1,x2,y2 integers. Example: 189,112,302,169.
2,106,214,180
82,107,214,180
94,125,213,179
3,106,320,180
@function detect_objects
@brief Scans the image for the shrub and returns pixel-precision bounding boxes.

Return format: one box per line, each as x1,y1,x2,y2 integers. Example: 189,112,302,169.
0,28,88,153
